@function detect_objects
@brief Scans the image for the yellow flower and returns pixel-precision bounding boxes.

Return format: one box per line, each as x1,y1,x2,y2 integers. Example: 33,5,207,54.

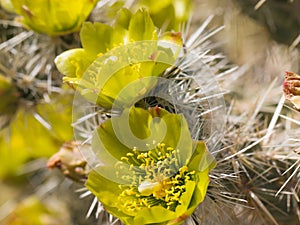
86,107,216,225
11,0,98,36
55,8,182,108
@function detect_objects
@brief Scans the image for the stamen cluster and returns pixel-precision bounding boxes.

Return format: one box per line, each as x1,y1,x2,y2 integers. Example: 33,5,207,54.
116,143,195,212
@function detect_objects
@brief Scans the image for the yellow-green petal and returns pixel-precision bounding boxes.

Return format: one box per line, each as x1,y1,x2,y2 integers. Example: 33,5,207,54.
114,8,133,30
128,8,158,41
188,141,216,172
55,49,92,79
185,171,210,215
91,107,193,162
80,22,114,57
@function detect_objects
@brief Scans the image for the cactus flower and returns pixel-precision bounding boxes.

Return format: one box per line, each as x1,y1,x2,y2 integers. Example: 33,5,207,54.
86,107,215,225
10,0,98,36
55,8,182,108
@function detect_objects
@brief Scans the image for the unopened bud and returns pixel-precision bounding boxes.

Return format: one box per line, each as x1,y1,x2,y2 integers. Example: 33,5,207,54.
47,141,89,183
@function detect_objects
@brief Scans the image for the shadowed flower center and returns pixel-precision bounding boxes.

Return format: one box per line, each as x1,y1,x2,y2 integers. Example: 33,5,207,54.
115,143,195,213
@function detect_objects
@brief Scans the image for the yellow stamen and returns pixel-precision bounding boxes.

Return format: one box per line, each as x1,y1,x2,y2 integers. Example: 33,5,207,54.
116,142,195,212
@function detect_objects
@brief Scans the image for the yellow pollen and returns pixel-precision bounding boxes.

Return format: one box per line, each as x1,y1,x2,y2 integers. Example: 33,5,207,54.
116,143,196,213
137,154,145,159
121,157,129,161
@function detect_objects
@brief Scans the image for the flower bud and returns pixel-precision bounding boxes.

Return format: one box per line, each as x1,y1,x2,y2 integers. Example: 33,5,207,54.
47,141,89,183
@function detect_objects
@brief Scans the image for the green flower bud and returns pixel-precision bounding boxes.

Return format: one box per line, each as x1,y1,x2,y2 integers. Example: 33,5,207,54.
47,141,89,183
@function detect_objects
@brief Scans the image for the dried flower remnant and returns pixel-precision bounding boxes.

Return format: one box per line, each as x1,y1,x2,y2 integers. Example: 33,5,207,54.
47,141,90,183
283,71,300,111
86,107,216,225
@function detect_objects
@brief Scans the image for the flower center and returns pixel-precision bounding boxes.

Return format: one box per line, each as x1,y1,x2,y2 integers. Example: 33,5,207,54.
115,143,195,213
